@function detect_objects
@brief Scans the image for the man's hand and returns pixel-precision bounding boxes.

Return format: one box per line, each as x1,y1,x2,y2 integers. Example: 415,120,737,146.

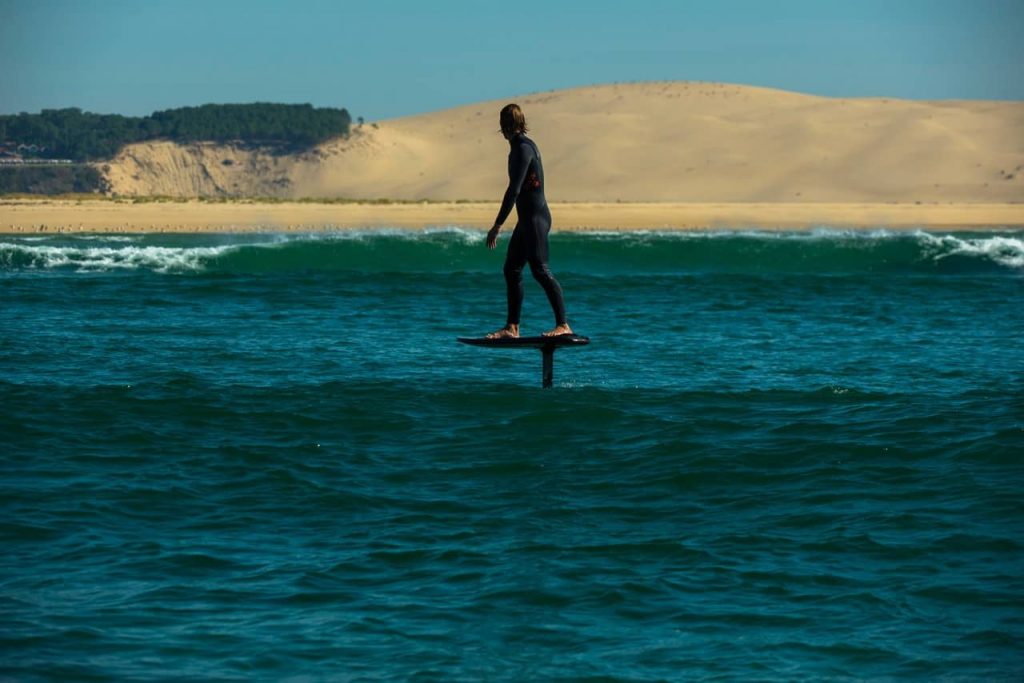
486,224,501,249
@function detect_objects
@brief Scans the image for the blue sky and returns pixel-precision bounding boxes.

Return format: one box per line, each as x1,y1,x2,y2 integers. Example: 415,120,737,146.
1,0,1021,119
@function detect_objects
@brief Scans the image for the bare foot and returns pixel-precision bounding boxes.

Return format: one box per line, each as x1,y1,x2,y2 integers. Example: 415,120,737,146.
542,323,574,337
485,324,519,339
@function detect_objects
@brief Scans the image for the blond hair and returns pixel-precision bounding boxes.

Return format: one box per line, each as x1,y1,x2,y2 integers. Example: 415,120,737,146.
499,103,528,137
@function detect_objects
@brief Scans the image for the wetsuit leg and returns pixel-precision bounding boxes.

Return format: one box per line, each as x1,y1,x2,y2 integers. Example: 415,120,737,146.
503,227,528,325
525,216,567,326
529,259,567,326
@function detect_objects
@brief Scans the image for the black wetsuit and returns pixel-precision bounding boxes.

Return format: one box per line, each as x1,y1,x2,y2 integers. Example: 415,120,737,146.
494,133,567,327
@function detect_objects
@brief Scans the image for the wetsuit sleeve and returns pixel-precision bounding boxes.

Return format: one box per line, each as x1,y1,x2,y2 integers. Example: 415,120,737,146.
493,141,533,227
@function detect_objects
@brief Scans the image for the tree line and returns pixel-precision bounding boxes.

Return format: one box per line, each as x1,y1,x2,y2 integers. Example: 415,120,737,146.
0,165,104,194
0,103,352,161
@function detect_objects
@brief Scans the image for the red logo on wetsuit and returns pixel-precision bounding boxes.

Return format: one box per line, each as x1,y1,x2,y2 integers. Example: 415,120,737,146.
525,172,541,190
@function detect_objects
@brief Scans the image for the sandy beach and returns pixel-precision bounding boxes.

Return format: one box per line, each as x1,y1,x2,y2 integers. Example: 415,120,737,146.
2,199,1022,233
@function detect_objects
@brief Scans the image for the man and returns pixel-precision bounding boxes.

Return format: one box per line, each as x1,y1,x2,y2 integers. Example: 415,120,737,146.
485,103,573,339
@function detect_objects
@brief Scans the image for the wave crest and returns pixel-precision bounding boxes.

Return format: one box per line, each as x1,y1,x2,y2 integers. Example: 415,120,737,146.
919,233,1024,269
0,242,243,272
1,228,1021,274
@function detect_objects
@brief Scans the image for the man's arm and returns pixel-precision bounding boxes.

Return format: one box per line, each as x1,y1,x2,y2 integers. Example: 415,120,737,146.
487,142,533,249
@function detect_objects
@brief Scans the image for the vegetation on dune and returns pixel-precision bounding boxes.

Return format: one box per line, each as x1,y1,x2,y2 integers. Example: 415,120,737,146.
0,166,106,194
0,103,352,162
0,103,352,194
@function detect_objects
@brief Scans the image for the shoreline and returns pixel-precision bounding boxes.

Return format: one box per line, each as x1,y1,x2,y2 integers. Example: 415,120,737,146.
2,199,1022,233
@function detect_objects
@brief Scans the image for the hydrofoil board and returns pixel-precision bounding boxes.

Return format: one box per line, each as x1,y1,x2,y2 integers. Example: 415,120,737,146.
457,334,590,387
457,334,590,349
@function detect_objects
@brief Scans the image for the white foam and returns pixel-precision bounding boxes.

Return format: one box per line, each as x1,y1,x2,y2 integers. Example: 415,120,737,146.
0,242,241,272
570,228,901,241
0,228,485,273
423,226,486,244
221,227,485,245
315,226,485,244
918,233,1024,269
68,234,141,243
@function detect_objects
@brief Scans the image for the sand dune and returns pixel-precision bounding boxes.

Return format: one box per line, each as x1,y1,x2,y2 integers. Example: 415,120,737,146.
102,81,1024,203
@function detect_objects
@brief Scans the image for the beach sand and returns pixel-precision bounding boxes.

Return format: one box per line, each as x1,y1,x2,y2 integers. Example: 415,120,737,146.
1,199,1022,233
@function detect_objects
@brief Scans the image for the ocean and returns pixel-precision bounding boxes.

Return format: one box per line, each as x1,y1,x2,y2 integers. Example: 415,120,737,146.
2,228,1022,681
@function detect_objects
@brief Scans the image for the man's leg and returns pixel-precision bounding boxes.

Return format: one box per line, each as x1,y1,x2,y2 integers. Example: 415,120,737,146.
526,219,572,336
486,228,526,338
505,252,526,327
528,259,566,326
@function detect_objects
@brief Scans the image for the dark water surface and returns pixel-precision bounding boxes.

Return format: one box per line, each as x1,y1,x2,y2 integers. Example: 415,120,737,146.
2,229,1023,681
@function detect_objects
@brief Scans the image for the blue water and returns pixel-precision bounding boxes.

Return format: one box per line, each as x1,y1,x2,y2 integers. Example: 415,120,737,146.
2,229,1023,681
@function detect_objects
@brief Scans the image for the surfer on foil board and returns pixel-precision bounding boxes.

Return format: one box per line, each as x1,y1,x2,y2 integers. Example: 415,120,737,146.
485,103,574,340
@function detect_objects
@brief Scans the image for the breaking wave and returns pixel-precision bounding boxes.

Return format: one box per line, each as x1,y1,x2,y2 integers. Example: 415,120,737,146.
1,228,1021,275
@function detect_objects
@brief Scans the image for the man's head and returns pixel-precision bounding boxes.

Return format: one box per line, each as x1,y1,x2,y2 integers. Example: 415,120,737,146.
499,103,528,139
